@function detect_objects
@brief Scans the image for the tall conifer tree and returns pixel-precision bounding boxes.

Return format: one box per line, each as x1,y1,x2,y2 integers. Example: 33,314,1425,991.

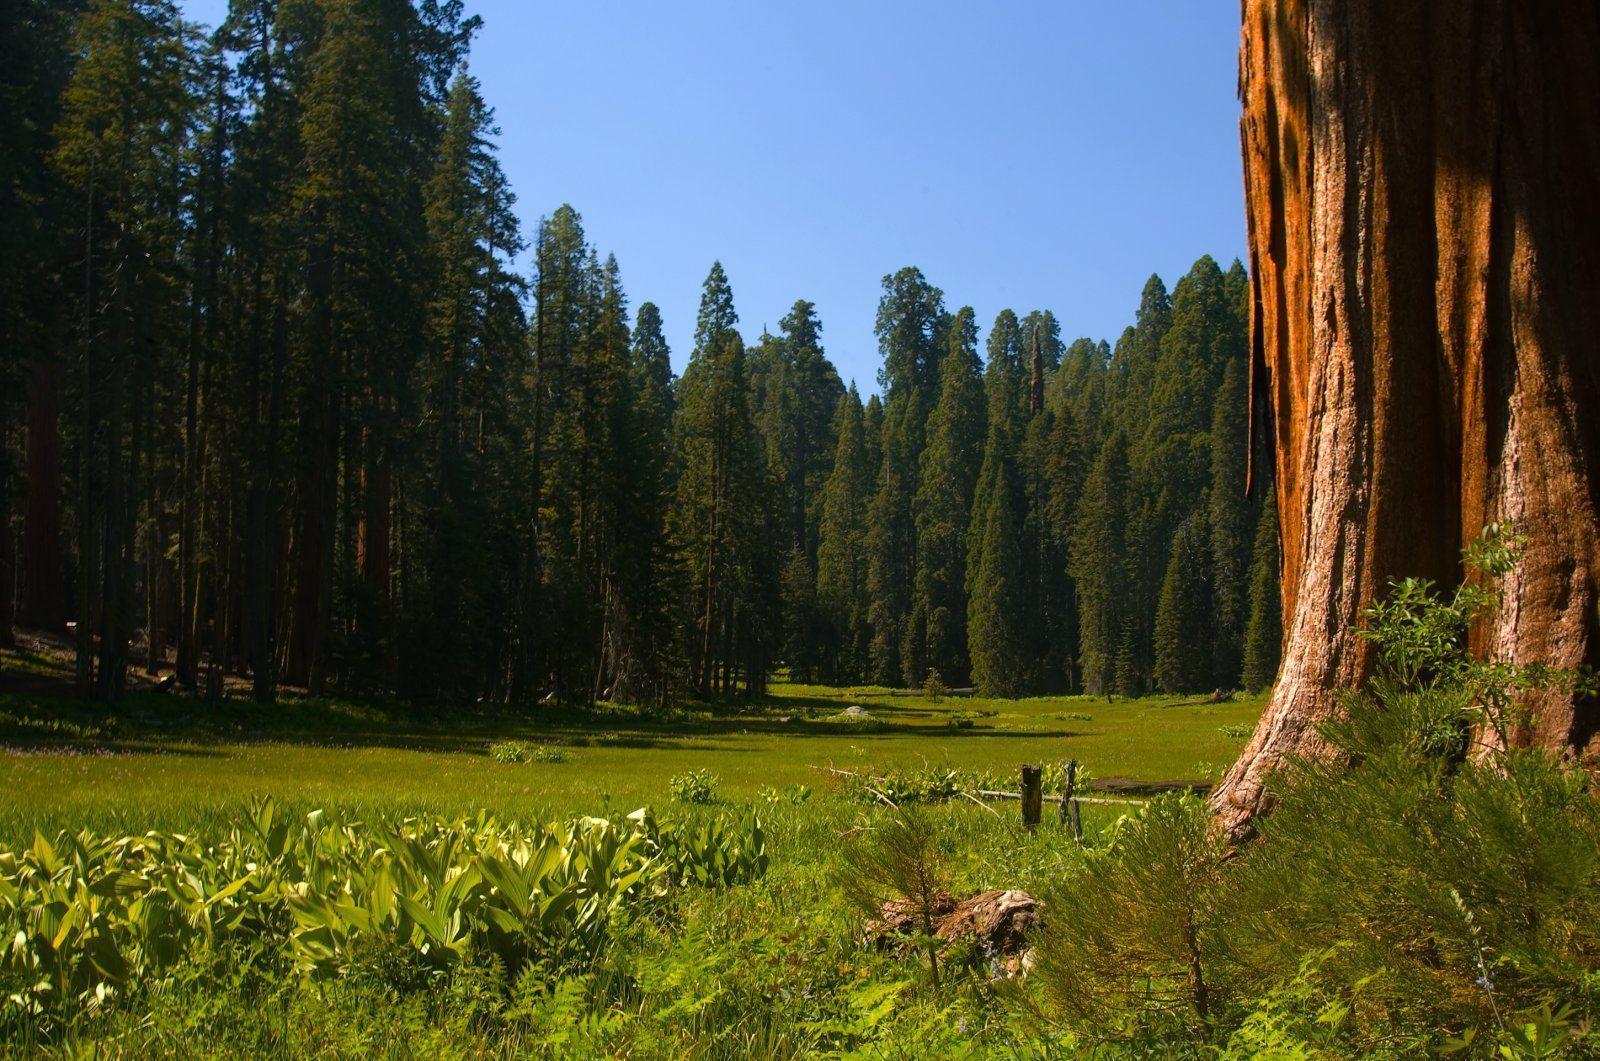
1241,493,1283,693
865,267,943,686
816,387,872,681
912,307,984,685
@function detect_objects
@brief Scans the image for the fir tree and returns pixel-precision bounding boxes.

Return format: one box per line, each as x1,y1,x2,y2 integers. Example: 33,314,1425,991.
608,301,679,707
1153,510,1214,694
410,67,524,703
816,387,873,681
912,307,984,684
1241,492,1283,692
1207,356,1253,688
967,418,1029,697
1072,432,1134,696
1022,405,1071,688
866,267,944,685
746,299,841,675
53,0,198,698
674,266,772,697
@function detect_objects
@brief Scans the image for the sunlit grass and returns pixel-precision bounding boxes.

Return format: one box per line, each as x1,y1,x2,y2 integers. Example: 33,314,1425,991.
0,680,1263,842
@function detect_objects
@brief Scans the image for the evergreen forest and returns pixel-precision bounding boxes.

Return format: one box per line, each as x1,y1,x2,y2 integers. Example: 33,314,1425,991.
0,0,1282,707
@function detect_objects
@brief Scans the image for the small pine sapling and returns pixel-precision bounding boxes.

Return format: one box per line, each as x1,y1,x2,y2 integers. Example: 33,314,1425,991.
839,806,952,986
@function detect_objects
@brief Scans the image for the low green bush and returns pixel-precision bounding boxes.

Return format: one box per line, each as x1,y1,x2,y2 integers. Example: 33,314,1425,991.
668,770,718,804
487,740,568,764
1029,525,1600,1056
820,710,888,733
0,798,765,1042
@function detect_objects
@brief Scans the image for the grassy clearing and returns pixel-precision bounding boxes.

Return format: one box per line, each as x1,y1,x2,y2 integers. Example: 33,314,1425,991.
0,671,1264,1054
0,678,1264,842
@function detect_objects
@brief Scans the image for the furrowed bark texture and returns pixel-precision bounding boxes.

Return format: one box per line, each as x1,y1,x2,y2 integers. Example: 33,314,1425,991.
1213,0,1600,838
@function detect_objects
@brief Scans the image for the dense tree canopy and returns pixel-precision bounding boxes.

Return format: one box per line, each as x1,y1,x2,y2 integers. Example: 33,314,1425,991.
0,0,1275,707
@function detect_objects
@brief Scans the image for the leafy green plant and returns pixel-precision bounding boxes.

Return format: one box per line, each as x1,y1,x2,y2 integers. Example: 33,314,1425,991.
489,740,529,763
820,710,888,733
758,785,811,806
488,740,568,764
668,770,718,804
1026,526,1600,1055
640,808,768,888
0,797,767,1040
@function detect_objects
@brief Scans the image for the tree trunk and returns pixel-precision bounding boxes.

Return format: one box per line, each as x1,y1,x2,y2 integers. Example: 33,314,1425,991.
20,350,64,629
0,394,14,650
1213,0,1600,838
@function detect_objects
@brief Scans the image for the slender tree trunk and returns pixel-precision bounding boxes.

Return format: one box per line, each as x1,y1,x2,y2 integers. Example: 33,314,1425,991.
19,351,63,629
1213,0,1600,838
287,250,336,690
0,396,14,650
359,423,391,615
75,166,97,698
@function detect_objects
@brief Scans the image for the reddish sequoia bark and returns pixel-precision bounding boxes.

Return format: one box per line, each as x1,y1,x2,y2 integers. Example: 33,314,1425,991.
1212,0,1600,838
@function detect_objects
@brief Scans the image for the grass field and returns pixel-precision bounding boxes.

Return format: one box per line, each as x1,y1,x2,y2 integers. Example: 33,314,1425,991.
0,673,1265,839
0,660,1272,1054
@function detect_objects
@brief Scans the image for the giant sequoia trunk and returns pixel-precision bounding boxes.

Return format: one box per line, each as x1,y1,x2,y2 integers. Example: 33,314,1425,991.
1212,0,1600,837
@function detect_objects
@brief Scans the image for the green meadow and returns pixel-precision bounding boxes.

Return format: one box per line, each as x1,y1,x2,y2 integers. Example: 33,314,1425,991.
0,679,1265,838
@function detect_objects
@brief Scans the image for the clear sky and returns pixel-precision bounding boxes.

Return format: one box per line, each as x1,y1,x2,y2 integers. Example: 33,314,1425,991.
177,0,1246,393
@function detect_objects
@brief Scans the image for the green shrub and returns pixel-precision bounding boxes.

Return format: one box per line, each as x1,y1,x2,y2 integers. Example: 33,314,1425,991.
488,740,567,764
842,764,987,805
668,770,718,804
1032,793,1228,1046
642,808,767,887
838,807,951,985
820,709,888,733
757,785,811,806
1029,524,1600,1055
0,797,766,1040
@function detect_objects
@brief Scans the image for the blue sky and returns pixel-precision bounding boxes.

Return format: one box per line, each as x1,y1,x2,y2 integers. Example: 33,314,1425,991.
178,1,1245,393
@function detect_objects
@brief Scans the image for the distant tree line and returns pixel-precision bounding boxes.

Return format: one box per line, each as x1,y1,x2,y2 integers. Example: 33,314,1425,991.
0,0,1281,705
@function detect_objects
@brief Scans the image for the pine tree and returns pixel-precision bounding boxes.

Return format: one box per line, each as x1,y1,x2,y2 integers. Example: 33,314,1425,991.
1022,404,1072,688
0,2,1283,713
867,385,924,686
1072,432,1134,697
1124,260,1241,695
518,204,593,701
1040,398,1089,691
0,0,84,649
912,307,984,685
1241,492,1283,693
866,267,943,686
409,67,524,703
53,0,198,698
286,0,435,693
608,301,679,706
984,310,1027,417
1207,355,1253,688
1111,275,1171,420
1153,510,1214,694
967,417,1028,697
816,387,872,681
746,299,842,677
674,265,772,697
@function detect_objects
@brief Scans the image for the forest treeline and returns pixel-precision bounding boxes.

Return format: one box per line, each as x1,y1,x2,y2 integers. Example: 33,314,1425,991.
0,0,1281,706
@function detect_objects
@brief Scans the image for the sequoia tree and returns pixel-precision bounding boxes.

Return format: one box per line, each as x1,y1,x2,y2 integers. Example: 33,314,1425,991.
1212,0,1600,837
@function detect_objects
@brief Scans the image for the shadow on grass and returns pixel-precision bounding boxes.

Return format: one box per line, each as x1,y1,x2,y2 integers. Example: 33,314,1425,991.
0,681,1097,760
0,740,232,759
